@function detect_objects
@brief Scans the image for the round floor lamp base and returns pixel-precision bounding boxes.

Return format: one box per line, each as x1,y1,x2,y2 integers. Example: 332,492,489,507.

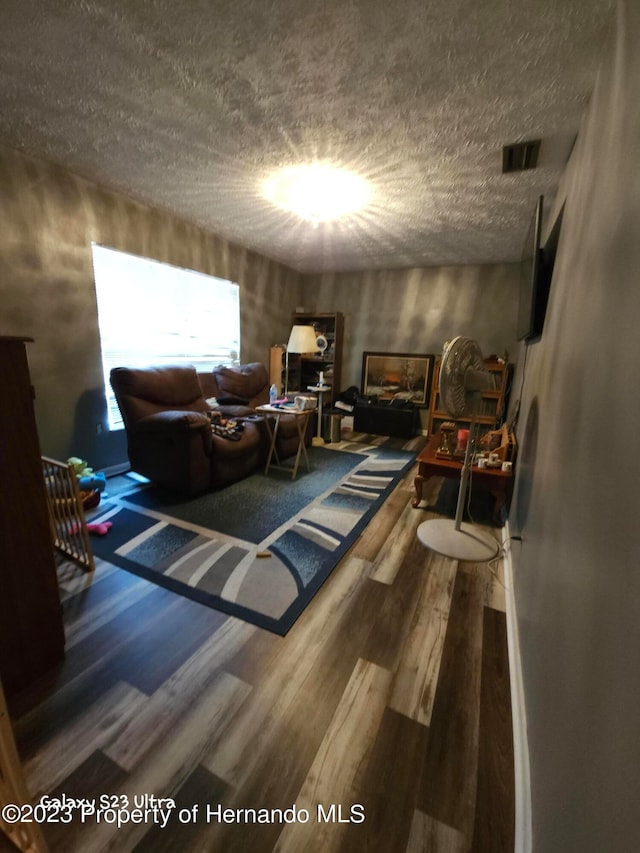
417,518,499,562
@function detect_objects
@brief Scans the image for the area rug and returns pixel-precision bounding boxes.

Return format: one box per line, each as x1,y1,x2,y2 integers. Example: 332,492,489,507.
89,443,415,634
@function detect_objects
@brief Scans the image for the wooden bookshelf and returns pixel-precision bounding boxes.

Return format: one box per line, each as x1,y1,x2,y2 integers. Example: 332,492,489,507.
285,312,344,406
427,356,510,439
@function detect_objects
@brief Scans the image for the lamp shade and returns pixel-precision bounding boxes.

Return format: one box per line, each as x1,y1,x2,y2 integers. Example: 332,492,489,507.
287,324,318,354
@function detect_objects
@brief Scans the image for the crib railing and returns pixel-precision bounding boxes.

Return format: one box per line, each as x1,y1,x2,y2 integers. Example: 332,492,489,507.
41,456,95,572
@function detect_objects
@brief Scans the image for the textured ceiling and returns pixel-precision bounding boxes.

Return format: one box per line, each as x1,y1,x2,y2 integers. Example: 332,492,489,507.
0,0,614,273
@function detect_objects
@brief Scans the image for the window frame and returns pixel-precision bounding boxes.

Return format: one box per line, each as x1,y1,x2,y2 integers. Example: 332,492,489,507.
92,243,241,430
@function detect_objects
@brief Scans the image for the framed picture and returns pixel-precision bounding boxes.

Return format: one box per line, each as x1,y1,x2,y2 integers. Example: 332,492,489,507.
361,351,434,406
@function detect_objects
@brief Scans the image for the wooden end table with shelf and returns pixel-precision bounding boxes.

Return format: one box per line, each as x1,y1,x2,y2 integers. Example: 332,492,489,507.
412,434,513,525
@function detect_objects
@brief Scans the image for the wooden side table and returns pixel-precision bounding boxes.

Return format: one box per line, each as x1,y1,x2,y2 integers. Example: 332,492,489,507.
413,435,512,525
256,405,316,480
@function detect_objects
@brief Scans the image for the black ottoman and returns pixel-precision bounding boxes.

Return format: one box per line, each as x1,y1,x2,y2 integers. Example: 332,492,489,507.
353,402,418,438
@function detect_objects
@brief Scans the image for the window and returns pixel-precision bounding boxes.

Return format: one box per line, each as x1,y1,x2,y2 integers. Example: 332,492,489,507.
92,244,240,430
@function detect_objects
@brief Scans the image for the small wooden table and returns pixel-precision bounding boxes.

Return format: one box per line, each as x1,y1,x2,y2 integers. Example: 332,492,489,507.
256,405,316,480
413,435,513,525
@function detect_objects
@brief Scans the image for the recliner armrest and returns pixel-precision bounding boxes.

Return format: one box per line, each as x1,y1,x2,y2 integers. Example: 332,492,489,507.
132,410,210,433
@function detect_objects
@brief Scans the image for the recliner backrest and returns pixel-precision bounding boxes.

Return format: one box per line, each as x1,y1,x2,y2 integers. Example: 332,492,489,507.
110,365,208,429
211,362,269,407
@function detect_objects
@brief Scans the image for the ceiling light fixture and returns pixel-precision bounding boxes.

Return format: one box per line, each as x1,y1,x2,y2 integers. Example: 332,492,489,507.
263,162,370,226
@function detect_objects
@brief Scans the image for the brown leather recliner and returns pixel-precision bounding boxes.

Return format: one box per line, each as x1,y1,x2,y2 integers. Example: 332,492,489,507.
197,362,269,418
197,362,311,460
110,365,262,495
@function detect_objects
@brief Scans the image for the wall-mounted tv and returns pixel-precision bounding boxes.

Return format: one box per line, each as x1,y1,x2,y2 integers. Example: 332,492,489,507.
517,195,545,341
517,195,564,342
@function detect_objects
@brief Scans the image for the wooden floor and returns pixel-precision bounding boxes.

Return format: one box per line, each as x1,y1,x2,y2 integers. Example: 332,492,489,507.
8,433,514,853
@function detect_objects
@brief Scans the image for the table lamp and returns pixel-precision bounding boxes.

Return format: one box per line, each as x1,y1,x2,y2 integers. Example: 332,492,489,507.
285,324,318,396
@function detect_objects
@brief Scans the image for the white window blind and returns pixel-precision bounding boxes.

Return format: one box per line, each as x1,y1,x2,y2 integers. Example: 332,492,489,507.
92,244,240,430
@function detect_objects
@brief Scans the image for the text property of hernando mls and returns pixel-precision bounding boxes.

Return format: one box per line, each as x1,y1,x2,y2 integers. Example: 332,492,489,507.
1,795,366,829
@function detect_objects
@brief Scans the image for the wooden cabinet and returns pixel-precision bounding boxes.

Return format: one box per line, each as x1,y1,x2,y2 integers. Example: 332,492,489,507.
286,312,344,406
0,337,65,700
427,356,510,439
269,344,286,395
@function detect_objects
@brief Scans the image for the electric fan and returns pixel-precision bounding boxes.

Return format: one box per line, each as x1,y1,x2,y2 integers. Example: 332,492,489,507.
417,337,499,561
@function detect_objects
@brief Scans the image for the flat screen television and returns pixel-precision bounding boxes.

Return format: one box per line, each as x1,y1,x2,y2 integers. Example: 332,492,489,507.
517,195,564,342
517,195,546,341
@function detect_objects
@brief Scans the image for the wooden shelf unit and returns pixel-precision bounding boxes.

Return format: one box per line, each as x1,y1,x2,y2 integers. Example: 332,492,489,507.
284,312,344,406
427,356,510,439
269,344,286,394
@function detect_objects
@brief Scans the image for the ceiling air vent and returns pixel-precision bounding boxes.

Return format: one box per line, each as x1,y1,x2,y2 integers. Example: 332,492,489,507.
502,140,541,173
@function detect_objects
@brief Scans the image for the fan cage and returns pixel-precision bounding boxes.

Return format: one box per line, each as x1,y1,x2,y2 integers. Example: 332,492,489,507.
438,336,486,419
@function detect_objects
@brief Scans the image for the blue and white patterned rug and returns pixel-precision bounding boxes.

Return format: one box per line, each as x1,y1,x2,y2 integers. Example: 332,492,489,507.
89,442,415,634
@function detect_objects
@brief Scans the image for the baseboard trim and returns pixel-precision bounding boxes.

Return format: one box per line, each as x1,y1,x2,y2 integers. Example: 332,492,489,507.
503,520,532,853
103,462,130,478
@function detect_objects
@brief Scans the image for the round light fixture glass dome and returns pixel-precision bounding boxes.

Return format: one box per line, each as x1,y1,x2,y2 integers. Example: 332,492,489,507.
263,162,370,224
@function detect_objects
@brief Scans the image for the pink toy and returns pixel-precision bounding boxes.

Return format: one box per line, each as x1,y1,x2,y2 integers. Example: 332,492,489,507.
86,521,112,536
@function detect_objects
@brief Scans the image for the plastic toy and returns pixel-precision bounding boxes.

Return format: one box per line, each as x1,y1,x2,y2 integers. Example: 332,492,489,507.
78,471,106,492
86,521,112,536
67,457,106,492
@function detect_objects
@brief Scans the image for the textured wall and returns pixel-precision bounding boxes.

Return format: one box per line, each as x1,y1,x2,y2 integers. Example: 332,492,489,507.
508,2,640,849
302,264,519,427
0,145,301,467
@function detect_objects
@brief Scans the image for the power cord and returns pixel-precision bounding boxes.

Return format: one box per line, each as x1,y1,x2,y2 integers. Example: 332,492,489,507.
486,536,512,589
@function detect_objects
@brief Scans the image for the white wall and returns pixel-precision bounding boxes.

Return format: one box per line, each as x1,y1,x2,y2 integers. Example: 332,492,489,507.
508,2,640,849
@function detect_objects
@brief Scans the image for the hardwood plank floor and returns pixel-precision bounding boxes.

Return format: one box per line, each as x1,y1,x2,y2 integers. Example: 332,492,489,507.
7,434,514,852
